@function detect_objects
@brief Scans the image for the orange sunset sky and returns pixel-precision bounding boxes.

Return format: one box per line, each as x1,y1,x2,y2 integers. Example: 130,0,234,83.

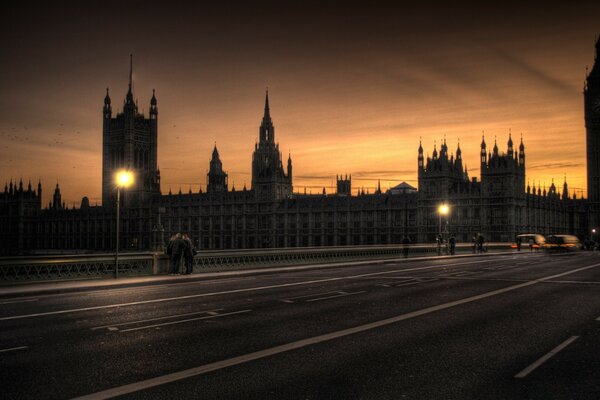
1,2,599,207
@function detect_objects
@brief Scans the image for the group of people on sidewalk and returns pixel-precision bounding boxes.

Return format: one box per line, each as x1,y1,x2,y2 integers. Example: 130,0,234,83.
166,233,196,275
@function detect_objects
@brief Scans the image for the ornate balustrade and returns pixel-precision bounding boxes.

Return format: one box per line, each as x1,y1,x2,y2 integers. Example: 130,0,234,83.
0,243,511,282
0,253,153,282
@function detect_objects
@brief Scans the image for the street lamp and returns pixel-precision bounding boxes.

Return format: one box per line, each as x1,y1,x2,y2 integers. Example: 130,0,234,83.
115,169,134,278
438,204,449,236
437,203,449,254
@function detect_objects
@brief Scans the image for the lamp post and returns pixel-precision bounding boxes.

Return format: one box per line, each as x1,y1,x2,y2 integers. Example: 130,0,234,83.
437,204,449,254
115,170,134,278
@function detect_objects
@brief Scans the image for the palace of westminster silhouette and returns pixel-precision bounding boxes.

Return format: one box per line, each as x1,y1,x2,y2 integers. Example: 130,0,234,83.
1,38,599,255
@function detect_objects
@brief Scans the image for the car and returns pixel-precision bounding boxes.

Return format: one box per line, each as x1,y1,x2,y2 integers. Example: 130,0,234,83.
544,235,582,252
512,234,546,251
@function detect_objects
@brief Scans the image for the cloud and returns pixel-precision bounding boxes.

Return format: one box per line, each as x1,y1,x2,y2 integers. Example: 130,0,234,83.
527,162,583,170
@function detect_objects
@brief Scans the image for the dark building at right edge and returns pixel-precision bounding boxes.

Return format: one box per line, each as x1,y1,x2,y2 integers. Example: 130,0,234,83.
585,37,600,232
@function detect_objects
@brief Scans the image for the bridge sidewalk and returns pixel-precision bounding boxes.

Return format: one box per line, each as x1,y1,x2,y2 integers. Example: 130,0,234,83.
0,251,511,299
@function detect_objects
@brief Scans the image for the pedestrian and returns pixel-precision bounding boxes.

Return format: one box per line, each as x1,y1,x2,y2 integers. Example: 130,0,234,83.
167,233,184,275
516,236,521,251
182,233,196,275
402,236,410,258
449,235,456,255
472,235,477,254
477,234,485,253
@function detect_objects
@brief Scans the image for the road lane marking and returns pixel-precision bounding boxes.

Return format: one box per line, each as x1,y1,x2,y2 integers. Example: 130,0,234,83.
394,278,438,287
305,291,366,302
0,258,507,321
85,277,257,296
281,291,342,303
71,262,600,400
514,336,579,378
0,298,38,305
91,309,224,331
0,346,28,353
118,310,252,332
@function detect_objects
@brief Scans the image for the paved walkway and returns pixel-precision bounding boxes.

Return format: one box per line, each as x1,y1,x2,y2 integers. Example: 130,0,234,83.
0,251,511,298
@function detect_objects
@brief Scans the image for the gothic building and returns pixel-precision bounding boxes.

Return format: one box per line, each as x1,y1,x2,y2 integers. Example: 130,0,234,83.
1,40,597,255
586,37,600,230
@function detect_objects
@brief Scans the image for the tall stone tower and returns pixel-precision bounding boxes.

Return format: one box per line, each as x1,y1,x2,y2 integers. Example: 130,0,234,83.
251,91,292,201
102,55,160,207
585,37,600,229
207,144,228,194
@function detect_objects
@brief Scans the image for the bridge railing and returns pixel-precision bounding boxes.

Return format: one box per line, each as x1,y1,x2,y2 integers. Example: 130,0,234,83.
0,253,154,283
190,243,510,272
0,243,512,283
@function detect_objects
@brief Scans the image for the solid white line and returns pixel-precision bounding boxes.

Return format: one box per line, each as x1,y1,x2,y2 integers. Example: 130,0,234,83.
118,310,252,332
0,258,504,321
305,291,366,302
514,336,579,378
91,309,224,330
0,346,28,353
0,298,38,305
71,262,600,400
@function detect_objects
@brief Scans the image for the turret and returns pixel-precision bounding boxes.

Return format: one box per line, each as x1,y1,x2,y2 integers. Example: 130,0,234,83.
287,152,293,182
104,88,112,119
562,175,569,200
52,183,62,210
519,134,525,166
150,89,158,120
480,135,487,166
507,130,514,159
418,139,424,169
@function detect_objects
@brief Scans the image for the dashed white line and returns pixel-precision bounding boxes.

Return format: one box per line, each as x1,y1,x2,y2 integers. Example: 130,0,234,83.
514,336,579,378
305,291,366,302
91,309,224,331
118,310,252,333
0,346,28,353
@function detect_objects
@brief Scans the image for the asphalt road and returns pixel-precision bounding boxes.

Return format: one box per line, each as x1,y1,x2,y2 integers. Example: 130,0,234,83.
2,252,600,399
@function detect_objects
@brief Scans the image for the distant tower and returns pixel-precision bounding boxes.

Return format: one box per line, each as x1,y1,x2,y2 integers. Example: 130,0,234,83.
585,37,600,228
101,55,160,206
251,90,292,200
336,174,352,196
207,144,228,194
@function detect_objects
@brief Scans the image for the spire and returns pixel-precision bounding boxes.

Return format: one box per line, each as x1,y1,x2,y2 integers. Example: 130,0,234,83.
212,142,219,160
125,54,134,105
264,88,270,118
493,136,498,155
129,53,133,92
418,137,423,154
519,133,525,151
456,140,462,158
150,88,157,106
104,87,111,105
481,132,486,149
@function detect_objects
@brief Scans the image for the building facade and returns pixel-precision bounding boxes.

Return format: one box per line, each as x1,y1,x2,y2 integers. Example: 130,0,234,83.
2,40,597,255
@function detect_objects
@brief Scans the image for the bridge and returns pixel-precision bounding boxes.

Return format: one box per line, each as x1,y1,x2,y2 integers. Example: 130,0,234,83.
0,243,512,283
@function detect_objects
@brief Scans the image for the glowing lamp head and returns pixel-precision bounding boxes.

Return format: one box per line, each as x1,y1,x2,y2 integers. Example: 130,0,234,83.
593,229,597,234
438,204,449,216
115,170,134,188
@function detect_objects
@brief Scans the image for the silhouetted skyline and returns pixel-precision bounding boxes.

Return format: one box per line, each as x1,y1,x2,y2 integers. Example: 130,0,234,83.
1,1,599,206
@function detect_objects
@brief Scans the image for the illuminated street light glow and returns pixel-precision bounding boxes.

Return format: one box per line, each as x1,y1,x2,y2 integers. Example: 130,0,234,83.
438,204,449,216
115,170,134,188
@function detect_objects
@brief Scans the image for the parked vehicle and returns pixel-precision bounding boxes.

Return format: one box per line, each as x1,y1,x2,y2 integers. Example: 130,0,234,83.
544,235,582,252
512,234,546,251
